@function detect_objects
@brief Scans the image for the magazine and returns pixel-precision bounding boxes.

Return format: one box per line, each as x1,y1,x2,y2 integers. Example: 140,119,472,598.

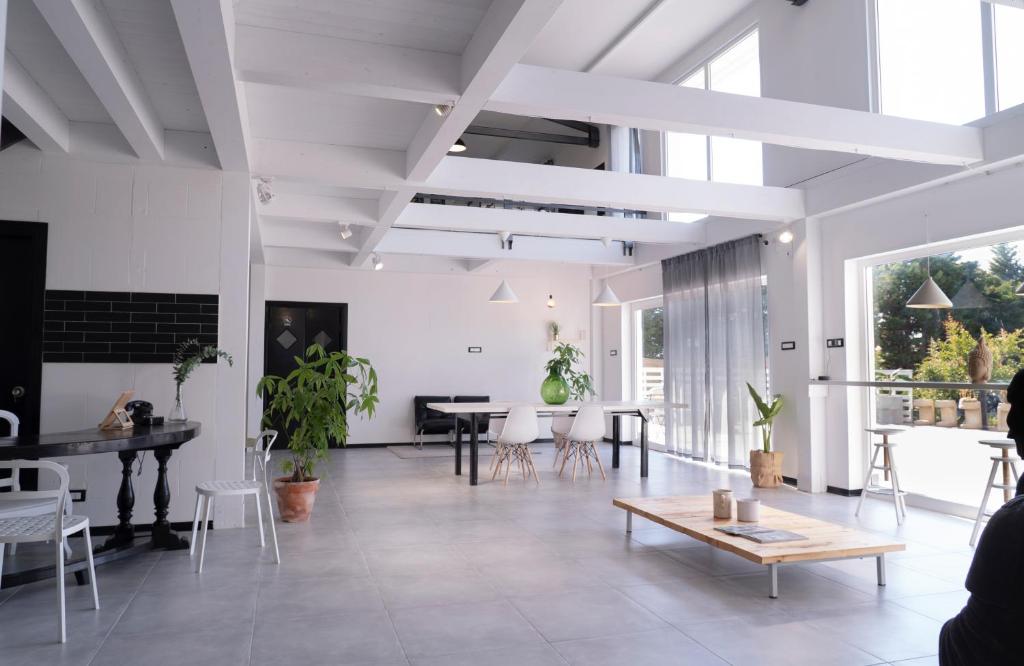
714,525,808,544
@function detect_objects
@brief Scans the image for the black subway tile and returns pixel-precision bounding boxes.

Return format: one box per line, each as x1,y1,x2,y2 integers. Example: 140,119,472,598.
158,303,201,314
86,311,130,322
201,304,219,315
46,290,84,300
166,323,202,334
84,291,131,301
66,322,112,333
131,292,174,303
44,352,84,362
175,293,218,304
130,332,174,343
133,312,175,323
64,342,111,353
113,301,154,313
46,311,84,322
44,321,65,332
175,313,217,325
65,300,111,312
45,300,65,310
112,322,156,333
85,331,129,343
46,331,83,342
84,353,130,363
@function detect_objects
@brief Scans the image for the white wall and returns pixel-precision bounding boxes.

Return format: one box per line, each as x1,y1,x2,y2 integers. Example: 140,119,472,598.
0,143,249,527
261,262,594,444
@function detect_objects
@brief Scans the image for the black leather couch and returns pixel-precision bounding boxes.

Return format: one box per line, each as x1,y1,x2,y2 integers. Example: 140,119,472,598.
413,396,452,447
454,395,490,438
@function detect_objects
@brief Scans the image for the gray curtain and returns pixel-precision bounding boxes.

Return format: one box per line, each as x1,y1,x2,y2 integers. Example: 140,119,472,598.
662,235,766,467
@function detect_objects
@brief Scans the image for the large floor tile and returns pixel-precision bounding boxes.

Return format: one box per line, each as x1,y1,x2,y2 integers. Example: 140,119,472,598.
377,570,500,609
257,574,384,619
890,590,968,623
796,602,943,662
91,625,253,666
409,644,568,666
251,608,407,666
553,627,727,666
511,587,667,643
390,599,544,658
617,576,784,626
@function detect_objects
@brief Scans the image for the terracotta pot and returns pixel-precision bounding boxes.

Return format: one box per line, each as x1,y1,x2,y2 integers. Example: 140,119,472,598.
750,450,784,488
273,477,320,522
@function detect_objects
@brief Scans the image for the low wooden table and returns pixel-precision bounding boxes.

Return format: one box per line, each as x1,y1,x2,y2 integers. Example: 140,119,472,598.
613,495,905,598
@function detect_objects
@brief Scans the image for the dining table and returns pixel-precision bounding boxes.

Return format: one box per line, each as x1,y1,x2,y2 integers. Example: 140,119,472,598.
426,401,672,485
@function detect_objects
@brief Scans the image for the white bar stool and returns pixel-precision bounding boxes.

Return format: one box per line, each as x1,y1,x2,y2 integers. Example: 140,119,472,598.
970,439,1021,547
856,427,907,525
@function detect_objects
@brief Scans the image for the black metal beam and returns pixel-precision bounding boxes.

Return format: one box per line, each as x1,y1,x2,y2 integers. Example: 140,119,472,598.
464,124,592,146
543,118,600,148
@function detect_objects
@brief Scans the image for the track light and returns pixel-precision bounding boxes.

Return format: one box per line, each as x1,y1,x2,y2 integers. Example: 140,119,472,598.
255,177,274,204
338,223,353,240
498,231,512,250
371,253,384,271
778,229,794,244
434,104,452,117
449,138,467,153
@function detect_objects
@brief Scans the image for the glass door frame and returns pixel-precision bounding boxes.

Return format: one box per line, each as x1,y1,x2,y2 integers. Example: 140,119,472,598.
629,296,666,450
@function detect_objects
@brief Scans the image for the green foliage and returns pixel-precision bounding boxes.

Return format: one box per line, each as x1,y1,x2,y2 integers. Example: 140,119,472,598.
914,317,1024,400
545,342,596,400
172,339,232,388
257,343,379,482
641,307,664,360
746,382,783,453
989,243,1024,283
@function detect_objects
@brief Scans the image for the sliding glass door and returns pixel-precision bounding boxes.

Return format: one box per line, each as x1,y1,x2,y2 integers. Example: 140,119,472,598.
632,298,666,451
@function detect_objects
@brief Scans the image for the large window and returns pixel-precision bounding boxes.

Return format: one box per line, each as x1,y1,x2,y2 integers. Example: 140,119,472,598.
664,29,762,223
632,300,666,449
877,0,1024,124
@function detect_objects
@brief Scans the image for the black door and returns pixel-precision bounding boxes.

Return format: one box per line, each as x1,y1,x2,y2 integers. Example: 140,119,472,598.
263,301,348,446
0,222,47,481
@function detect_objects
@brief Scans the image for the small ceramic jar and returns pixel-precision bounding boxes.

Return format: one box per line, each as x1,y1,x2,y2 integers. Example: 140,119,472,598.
712,489,734,519
737,498,761,522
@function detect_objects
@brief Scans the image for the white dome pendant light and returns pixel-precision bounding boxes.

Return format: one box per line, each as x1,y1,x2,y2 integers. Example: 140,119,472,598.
488,280,518,303
592,281,621,307
906,213,952,309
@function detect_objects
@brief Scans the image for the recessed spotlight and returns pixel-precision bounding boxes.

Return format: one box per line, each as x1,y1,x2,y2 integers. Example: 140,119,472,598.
778,230,794,244
449,138,467,153
338,223,353,240
434,104,452,117
255,177,273,204
371,253,384,271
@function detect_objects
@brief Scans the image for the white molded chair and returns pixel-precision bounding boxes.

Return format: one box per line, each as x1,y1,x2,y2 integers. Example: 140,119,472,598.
191,430,280,573
558,405,607,482
0,411,71,558
551,415,573,469
492,406,540,485
487,416,506,472
0,460,99,643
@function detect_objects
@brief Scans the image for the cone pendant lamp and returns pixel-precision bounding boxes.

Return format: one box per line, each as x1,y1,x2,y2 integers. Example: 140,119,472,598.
906,212,952,309
592,281,621,307
488,280,518,303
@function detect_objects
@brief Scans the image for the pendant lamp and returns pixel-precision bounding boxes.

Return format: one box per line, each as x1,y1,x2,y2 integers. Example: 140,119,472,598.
488,280,518,303
592,281,621,307
906,213,951,309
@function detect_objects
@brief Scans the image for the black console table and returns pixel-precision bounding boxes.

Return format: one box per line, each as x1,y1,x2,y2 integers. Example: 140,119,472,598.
0,421,201,587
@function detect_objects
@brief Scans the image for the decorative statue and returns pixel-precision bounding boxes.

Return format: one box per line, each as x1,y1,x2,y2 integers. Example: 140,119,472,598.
968,335,993,384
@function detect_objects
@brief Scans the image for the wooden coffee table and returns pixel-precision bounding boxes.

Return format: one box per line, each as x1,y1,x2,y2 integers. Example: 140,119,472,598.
614,496,905,598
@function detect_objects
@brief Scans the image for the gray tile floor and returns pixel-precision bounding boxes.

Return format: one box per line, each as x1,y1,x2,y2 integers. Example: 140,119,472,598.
0,443,974,665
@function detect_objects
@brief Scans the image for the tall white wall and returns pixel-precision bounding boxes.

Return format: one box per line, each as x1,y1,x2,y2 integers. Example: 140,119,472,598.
0,142,249,527
261,262,594,444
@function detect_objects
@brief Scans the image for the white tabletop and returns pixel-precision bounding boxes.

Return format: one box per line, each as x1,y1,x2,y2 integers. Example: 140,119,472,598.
426,400,681,414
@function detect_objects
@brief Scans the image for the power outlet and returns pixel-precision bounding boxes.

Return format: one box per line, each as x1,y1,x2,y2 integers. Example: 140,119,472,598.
826,338,845,348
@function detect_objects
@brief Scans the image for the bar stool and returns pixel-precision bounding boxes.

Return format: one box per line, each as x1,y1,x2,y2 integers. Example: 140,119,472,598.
969,439,1021,547
856,427,907,525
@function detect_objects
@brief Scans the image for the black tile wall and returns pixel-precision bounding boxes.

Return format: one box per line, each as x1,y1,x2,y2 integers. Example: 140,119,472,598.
43,291,219,363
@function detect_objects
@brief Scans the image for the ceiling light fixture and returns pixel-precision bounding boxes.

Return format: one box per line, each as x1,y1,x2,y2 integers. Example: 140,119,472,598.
338,223,353,240
546,294,556,309
498,231,512,250
778,229,794,244
488,280,518,303
592,281,621,307
371,253,384,271
906,213,952,309
449,138,467,153
434,103,452,117
255,177,274,204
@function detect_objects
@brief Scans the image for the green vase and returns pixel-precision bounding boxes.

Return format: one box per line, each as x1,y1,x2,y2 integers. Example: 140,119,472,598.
541,371,570,405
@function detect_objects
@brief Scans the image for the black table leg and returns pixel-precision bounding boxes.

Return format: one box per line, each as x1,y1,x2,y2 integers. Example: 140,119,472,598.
151,449,189,550
640,411,648,478
98,451,137,552
469,413,479,486
455,418,463,476
612,414,621,469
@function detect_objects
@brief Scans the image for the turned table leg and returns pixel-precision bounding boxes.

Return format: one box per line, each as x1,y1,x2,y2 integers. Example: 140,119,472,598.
99,451,137,551
151,448,189,550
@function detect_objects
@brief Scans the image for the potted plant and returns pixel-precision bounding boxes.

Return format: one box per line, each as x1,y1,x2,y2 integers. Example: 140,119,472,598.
169,339,233,421
541,342,595,405
746,382,784,488
257,343,379,522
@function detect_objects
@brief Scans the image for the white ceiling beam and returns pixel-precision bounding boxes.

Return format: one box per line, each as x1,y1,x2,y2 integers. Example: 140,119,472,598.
397,203,703,244
464,259,496,272
350,189,415,267
234,25,460,106
255,139,405,190
261,194,378,226
3,51,70,152
171,0,250,171
260,218,360,253
34,0,164,161
377,228,633,266
405,0,562,181
487,64,985,166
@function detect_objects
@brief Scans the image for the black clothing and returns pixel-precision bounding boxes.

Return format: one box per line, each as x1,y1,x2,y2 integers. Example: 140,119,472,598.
939,495,1024,665
1006,368,1024,458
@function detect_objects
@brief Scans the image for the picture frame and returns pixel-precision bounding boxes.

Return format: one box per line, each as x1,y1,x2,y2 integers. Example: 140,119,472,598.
98,390,135,430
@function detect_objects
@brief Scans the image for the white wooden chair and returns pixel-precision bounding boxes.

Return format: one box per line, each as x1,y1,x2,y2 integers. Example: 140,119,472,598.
487,416,506,472
491,406,540,485
558,404,608,482
191,430,280,573
0,411,71,558
551,415,573,469
0,460,100,643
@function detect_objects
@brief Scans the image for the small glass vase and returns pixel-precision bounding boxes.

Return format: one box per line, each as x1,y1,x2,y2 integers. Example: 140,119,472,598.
168,385,187,422
540,371,570,405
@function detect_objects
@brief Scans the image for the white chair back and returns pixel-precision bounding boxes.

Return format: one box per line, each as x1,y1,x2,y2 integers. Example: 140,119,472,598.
0,410,20,436
567,404,606,442
551,415,573,435
252,429,278,485
499,406,539,444
0,460,69,535
488,416,506,438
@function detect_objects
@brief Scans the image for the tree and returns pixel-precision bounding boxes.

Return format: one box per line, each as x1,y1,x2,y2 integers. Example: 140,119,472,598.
989,243,1024,283
642,307,664,360
914,317,1024,399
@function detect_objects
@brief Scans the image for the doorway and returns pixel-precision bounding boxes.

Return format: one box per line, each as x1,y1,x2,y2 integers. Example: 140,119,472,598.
631,297,666,451
0,221,47,486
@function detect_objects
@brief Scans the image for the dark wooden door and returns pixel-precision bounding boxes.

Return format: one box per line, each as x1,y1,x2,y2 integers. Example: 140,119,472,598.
263,301,348,447
0,221,47,486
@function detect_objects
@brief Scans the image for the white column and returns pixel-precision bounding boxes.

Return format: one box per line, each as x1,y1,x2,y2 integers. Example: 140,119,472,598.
247,263,266,437
800,218,828,492
214,172,251,527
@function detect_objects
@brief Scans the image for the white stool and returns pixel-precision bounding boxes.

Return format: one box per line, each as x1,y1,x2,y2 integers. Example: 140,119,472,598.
856,427,907,525
969,439,1021,547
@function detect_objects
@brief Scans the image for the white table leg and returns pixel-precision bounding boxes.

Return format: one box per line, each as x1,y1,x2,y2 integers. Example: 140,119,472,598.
768,563,779,599
626,512,632,534
876,554,886,587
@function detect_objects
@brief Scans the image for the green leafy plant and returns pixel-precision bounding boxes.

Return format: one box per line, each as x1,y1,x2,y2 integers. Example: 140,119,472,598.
746,382,783,453
257,343,378,482
545,342,596,400
172,339,232,389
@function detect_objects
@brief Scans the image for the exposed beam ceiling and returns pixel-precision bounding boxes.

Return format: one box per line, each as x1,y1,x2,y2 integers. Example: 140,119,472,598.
487,64,985,166
261,194,378,226
351,189,413,267
378,228,633,265
396,203,704,244
2,51,70,152
464,259,496,272
34,0,165,161
171,0,250,171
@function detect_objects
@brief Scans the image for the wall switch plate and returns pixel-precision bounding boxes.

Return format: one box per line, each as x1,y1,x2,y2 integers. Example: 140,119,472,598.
826,338,845,348
467,346,482,353
609,349,618,356
781,341,796,351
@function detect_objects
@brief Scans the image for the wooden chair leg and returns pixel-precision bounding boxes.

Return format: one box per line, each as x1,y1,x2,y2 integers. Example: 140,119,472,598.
503,449,513,486
591,442,607,480
559,441,573,478
526,447,540,485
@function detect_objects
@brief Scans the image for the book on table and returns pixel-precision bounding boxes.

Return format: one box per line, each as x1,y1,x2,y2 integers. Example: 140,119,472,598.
714,525,808,544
